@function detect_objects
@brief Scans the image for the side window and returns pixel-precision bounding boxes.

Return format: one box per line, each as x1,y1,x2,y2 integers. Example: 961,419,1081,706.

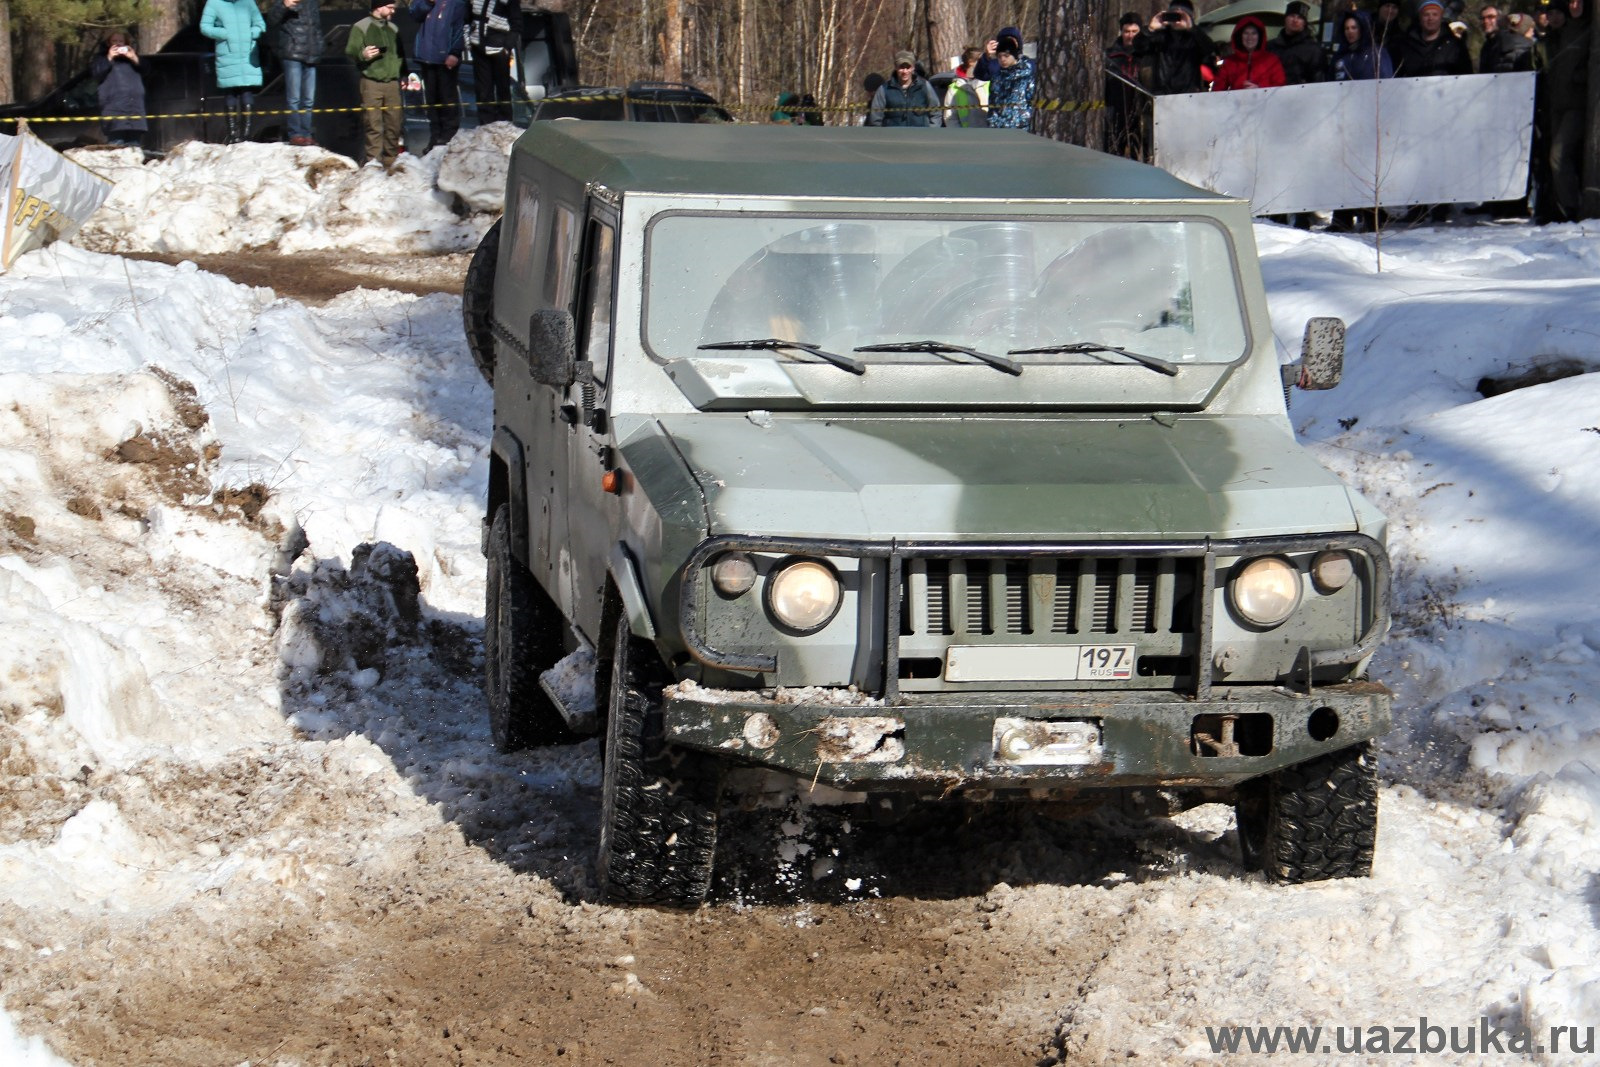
545,204,580,309
507,178,541,283
577,220,616,386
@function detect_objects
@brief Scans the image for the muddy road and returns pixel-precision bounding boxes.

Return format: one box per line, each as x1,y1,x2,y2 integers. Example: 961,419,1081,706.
2,250,1533,1067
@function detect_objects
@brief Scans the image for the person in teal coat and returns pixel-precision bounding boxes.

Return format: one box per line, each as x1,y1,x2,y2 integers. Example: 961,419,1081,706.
200,0,267,143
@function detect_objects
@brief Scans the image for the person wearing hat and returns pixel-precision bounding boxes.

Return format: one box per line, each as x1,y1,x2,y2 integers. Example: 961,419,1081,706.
1269,1,1326,83
1105,12,1149,156
987,33,1037,128
1133,0,1220,94
974,25,1025,82
866,50,942,127
345,1,406,168
1392,0,1471,75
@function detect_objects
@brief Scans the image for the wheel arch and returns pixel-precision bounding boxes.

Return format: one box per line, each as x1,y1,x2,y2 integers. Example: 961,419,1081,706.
596,546,659,730
488,426,529,564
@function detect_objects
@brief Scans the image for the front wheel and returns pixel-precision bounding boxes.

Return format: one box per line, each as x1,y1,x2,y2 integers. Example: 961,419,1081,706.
484,505,572,750
597,614,720,907
1235,742,1378,883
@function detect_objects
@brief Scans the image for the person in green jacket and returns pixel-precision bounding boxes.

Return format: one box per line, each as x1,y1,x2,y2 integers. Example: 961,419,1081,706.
346,1,406,168
200,0,266,143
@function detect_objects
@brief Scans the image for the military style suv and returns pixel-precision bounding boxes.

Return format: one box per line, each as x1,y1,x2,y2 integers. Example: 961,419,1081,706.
466,123,1392,907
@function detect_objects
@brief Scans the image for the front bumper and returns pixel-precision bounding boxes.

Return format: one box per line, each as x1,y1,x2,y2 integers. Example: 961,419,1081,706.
663,682,1391,792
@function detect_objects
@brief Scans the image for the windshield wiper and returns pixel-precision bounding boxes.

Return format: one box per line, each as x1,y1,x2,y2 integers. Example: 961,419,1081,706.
1008,342,1179,377
698,338,865,375
853,340,1022,376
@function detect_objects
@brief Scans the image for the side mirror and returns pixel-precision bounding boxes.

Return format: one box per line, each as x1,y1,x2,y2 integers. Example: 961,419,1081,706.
1296,317,1344,390
528,308,576,388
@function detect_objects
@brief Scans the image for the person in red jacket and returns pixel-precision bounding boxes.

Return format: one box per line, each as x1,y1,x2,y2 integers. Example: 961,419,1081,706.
1213,15,1286,89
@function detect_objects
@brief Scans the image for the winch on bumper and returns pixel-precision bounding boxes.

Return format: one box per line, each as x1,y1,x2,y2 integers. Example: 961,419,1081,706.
662,681,1391,792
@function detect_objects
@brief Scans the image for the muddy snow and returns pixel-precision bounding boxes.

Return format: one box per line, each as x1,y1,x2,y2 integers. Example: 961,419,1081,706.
0,134,1597,1064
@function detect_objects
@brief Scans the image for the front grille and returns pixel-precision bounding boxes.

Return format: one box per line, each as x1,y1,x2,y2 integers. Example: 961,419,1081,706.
900,556,1196,637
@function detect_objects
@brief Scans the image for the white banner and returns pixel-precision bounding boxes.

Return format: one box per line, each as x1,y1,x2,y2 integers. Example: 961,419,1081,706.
1,126,114,271
1153,73,1536,214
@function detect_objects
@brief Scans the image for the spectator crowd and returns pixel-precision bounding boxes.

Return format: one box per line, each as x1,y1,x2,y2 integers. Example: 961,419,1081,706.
88,0,523,168
849,0,1589,224
1103,0,1590,223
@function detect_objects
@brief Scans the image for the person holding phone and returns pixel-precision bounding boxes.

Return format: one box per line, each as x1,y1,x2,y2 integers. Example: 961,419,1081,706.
1132,0,1219,94
93,31,148,148
346,0,405,168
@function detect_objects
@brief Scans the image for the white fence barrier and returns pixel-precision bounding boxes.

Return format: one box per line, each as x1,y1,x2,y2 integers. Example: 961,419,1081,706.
1153,73,1536,214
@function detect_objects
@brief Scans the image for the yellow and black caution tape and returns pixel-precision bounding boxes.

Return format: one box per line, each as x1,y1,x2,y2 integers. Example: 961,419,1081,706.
1,91,1106,127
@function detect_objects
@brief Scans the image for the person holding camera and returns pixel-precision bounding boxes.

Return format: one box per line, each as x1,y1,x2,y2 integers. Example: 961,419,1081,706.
93,31,147,148
1134,0,1219,94
267,0,324,146
346,0,405,168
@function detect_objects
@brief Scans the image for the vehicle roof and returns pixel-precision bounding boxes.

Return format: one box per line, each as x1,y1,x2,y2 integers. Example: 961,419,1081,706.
514,123,1234,203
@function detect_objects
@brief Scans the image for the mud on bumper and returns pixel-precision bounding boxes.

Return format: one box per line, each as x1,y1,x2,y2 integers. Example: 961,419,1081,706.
662,682,1391,792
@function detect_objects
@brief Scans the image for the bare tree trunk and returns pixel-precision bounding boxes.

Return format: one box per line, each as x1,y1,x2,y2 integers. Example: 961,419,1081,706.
926,0,966,72
17,30,57,100
661,0,682,82
139,0,183,53
1584,13,1600,219
737,0,752,104
0,1,13,104
1035,0,1104,148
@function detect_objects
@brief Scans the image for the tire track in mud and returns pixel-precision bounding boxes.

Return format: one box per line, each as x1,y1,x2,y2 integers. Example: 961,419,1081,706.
5,832,1097,1066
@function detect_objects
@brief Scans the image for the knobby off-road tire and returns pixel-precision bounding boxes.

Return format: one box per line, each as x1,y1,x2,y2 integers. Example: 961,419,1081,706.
597,614,721,907
1235,741,1378,884
462,218,500,385
484,505,572,751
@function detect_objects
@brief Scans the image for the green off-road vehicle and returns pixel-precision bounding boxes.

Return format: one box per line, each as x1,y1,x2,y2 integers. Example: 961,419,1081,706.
464,122,1391,907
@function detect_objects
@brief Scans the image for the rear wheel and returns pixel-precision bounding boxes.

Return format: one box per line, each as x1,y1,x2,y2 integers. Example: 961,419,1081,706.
597,614,721,907
1236,742,1378,883
463,218,500,385
484,505,572,750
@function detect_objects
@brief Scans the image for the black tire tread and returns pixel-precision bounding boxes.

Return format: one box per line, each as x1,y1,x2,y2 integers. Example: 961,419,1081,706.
485,506,572,750
1237,741,1377,884
462,218,500,385
598,618,719,907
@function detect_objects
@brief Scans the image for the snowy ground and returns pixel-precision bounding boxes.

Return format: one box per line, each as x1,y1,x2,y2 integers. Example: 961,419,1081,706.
1,137,1598,1064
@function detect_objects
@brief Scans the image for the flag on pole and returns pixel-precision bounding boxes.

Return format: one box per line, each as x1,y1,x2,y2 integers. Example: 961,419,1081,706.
1,123,114,271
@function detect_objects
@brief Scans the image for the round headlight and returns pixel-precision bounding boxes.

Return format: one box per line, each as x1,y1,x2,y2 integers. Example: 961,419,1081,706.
1311,550,1354,594
766,559,841,633
711,552,757,597
1230,556,1302,628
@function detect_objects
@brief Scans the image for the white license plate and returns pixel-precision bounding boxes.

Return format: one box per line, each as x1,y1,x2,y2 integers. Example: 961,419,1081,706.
944,644,1136,682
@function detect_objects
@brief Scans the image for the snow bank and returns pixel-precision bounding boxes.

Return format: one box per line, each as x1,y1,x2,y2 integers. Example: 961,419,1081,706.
67,125,516,255
1,244,490,614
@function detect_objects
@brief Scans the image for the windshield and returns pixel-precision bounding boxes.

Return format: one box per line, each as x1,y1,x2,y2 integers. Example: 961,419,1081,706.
645,214,1249,366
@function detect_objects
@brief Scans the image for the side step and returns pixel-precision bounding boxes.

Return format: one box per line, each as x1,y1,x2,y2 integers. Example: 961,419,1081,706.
540,645,599,734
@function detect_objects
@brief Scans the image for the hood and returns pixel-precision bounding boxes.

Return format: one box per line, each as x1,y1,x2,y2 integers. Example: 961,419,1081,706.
648,414,1360,542
1230,15,1269,52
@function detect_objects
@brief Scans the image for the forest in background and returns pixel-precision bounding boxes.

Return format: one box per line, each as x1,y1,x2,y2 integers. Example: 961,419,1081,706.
0,0,1144,145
